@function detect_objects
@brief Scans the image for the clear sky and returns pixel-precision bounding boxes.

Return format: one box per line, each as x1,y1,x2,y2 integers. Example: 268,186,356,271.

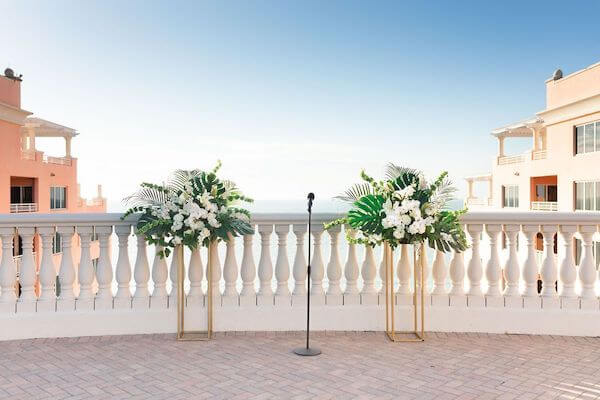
2,1,600,211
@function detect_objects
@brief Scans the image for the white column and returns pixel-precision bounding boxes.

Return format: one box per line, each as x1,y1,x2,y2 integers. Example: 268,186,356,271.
65,136,72,158
361,245,377,305
223,233,239,305
168,246,180,306
309,225,325,297
94,226,113,310
432,250,448,295
467,179,474,199
291,224,307,298
558,226,577,299
343,229,360,304
522,226,539,297
0,228,17,312
16,228,36,312
503,225,521,297
114,225,132,309
579,226,597,300
151,246,168,309
132,234,151,309
76,226,95,310
498,136,505,157
487,179,493,204
37,227,56,311
257,225,274,302
240,233,257,306
397,244,411,295
274,225,291,303
485,224,502,297
466,224,484,297
540,225,558,298
326,225,343,302
187,246,204,306
56,226,76,311
449,251,465,296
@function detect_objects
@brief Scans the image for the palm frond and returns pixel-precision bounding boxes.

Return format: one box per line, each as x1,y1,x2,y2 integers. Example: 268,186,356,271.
123,184,170,208
430,176,457,210
334,183,374,203
169,169,201,192
384,163,418,181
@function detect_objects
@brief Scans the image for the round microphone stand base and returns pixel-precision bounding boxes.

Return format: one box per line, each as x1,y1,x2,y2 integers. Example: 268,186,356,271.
293,347,321,356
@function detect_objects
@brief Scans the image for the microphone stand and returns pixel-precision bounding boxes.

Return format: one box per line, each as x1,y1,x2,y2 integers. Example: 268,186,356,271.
293,193,321,356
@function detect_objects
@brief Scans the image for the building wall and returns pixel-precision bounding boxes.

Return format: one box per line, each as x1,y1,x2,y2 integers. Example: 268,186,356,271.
546,62,600,110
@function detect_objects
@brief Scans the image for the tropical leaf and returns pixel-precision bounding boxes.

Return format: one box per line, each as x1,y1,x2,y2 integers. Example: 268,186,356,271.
335,183,374,203
347,194,385,234
384,163,418,182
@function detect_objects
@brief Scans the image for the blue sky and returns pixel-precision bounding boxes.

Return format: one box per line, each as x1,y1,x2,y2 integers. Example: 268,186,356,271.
2,1,600,211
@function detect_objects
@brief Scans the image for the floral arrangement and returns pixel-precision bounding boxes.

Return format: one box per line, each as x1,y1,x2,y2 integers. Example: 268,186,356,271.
123,161,254,257
325,163,467,252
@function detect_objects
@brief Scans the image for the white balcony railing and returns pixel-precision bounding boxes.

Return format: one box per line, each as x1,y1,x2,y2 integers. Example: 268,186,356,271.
465,197,492,207
531,201,558,211
1,211,600,341
532,150,547,160
42,155,72,166
20,150,36,161
10,203,38,213
498,154,524,165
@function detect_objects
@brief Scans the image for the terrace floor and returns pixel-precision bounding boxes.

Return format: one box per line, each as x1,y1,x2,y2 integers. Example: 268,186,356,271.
1,332,600,400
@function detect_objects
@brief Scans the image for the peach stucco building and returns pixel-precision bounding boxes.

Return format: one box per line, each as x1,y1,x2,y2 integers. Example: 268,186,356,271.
0,68,106,296
466,61,600,213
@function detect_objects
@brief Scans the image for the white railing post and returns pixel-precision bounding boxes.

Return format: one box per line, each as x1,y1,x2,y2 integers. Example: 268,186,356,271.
343,229,360,305
558,225,578,308
540,225,558,308
208,240,222,302
361,245,378,305
56,226,76,311
150,246,168,309
257,225,274,305
579,225,598,309
223,233,239,306
466,224,484,306
76,226,95,311
132,234,151,309
274,225,291,306
37,227,56,312
94,226,113,310
326,225,343,305
291,224,307,306
168,245,180,307
114,225,132,309
449,251,466,307
397,244,411,295
240,233,257,306
16,227,36,313
431,250,449,306
187,246,203,307
521,226,540,308
484,225,502,302
503,225,521,301
309,224,325,305
0,228,16,312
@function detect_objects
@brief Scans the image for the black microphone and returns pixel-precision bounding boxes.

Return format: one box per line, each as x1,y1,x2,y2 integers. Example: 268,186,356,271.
307,192,315,212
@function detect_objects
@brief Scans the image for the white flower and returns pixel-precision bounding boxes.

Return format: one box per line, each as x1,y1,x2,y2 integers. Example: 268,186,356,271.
395,185,415,200
173,236,182,245
417,173,427,190
207,214,221,228
393,228,405,239
441,232,454,243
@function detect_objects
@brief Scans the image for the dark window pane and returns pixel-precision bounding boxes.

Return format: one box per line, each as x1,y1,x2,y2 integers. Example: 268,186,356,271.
10,187,20,203
577,126,585,154
547,185,557,202
23,186,33,203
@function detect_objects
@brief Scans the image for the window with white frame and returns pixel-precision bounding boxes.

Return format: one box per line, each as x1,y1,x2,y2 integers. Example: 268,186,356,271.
50,187,66,209
503,185,519,208
575,120,600,154
575,181,600,211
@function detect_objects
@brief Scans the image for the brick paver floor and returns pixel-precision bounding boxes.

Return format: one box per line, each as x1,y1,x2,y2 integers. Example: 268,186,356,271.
1,332,599,399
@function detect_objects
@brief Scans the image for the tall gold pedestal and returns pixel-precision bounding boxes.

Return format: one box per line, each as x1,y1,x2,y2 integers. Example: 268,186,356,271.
384,242,425,342
176,243,214,341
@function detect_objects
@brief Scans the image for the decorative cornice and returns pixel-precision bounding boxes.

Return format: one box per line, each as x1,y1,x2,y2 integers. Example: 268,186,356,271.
0,101,32,125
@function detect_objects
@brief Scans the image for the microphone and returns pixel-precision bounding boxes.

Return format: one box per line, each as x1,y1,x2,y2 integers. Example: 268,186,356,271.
307,192,315,212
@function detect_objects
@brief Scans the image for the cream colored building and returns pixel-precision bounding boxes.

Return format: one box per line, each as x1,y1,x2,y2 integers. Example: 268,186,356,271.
466,61,600,213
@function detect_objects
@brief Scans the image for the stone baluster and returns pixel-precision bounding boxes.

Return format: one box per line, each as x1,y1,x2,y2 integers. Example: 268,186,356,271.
57,226,76,311
540,225,558,301
114,225,132,309
378,254,386,295
274,225,291,306
522,225,539,301
558,225,577,308
16,228,36,313
187,246,204,307
326,225,343,305
503,225,521,299
449,251,466,306
0,228,16,312
95,226,113,310
169,246,180,306
579,226,597,307
361,244,377,304
223,234,239,306
76,226,95,311
132,234,151,309
466,224,484,306
240,233,257,306
432,250,448,295
310,225,325,304
484,225,502,300
343,229,360,305
291,224,307,305
151,246,169,309
257,225,274,305
397,244,411,295
208,240,221,300
37,227,56,311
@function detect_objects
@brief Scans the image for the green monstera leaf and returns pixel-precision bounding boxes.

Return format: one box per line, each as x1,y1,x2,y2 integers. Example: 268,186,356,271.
347,194,385,234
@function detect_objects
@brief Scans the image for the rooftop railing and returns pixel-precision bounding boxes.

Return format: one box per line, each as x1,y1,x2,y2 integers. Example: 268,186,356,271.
9,203,38,213
0,211,599,340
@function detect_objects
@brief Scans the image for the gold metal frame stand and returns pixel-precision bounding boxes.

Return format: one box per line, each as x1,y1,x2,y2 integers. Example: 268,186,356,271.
385,242,425,342
176,242,213,341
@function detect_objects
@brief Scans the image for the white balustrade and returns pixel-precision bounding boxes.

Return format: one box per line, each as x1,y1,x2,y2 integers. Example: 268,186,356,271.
0,211,599,341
